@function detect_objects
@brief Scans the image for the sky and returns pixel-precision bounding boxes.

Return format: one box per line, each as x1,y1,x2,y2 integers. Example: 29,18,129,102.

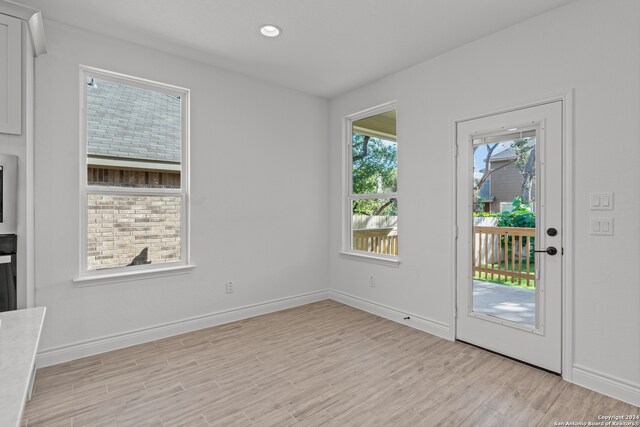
473,142,510,171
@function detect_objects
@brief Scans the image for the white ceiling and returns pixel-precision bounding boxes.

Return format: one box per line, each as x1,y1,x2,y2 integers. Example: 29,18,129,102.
20,0,575,98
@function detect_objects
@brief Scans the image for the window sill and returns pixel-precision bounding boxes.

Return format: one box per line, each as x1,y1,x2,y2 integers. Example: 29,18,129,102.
74,264,195,287
339,251,401,267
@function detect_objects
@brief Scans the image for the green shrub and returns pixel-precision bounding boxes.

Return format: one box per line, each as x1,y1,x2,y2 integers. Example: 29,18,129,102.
473,197,535,227
473,211,499,218
497,197,535,228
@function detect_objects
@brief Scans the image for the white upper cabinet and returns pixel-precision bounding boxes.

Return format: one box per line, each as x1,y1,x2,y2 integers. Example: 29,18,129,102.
0,13,21,135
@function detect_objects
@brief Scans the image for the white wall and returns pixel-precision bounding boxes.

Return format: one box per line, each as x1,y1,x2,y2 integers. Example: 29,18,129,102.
329,0,639,404
34,21,329,355
0,19,35,310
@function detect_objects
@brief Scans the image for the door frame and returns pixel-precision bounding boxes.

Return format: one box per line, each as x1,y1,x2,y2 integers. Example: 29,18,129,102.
451,90,574,380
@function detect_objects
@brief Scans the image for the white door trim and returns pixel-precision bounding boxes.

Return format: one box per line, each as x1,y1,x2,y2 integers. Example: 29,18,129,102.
451,90,574,380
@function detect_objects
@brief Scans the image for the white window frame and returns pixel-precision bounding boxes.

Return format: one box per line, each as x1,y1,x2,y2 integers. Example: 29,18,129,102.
75,66,192,284
341,101,400,266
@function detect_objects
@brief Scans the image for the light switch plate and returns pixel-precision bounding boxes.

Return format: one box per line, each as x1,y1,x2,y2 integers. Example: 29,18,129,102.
590,192,614,210
590,217,614,236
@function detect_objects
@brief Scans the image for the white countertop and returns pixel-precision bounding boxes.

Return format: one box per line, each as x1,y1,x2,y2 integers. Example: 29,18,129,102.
0,307,46,427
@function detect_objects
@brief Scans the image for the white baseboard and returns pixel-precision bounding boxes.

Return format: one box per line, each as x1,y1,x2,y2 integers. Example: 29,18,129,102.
572,364,640,407
36,290,328,368
328,289,451,340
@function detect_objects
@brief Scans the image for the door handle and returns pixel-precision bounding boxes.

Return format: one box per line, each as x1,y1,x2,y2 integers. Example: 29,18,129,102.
0,255,11,264
533,247,558,256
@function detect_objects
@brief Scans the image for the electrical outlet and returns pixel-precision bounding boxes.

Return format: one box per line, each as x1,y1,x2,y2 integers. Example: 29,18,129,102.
225,281,234,294
369,276,375,288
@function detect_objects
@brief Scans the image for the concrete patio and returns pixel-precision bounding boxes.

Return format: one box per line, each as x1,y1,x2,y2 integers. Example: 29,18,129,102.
472,280,535,326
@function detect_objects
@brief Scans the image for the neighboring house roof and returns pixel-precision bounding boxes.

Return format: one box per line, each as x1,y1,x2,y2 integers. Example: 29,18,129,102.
491,139,535,161
87,79,181,164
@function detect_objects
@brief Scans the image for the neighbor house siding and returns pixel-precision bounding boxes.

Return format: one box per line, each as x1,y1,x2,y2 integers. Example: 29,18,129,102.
489,158,537,212
489,159,523,211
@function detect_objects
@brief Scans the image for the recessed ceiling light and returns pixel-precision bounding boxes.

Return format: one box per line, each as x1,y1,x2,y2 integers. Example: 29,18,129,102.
508,128,518,131
260,24,282,38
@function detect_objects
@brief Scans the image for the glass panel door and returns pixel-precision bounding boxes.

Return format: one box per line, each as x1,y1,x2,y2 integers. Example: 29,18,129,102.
456,100,563,373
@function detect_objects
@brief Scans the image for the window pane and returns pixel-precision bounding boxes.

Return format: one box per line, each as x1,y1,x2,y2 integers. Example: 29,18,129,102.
472,135,537,326
86,77,182,188
352,198,398,255
87,194,181,271
352,110,397,194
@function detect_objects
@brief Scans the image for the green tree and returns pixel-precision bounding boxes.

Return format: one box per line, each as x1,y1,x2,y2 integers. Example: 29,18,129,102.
352,134,397,215
511,138,535,204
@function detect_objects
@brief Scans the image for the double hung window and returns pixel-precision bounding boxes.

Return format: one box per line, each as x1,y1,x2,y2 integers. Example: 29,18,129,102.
345,103,398,261
79,67,190,279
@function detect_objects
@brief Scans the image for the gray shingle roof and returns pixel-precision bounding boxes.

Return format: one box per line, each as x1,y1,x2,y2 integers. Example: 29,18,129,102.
87,78,181,163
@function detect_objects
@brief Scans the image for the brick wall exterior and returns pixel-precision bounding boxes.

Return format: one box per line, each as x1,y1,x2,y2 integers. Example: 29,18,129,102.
87,193,181,270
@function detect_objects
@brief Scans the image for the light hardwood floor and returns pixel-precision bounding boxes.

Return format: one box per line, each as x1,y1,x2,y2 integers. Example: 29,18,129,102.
23,300,639,426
